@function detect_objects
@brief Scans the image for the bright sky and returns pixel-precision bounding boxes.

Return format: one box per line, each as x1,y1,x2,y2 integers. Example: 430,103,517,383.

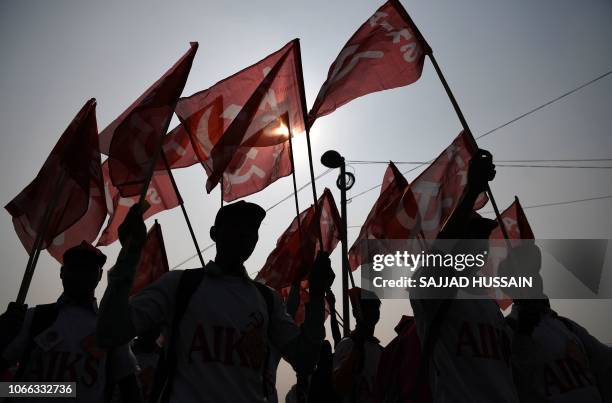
1,0,612,398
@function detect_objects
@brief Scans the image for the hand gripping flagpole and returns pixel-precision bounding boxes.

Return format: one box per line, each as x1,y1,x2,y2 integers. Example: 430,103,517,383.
394,2,512,245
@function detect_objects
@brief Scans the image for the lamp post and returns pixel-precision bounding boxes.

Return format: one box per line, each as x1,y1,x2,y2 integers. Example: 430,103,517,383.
321,150,355,336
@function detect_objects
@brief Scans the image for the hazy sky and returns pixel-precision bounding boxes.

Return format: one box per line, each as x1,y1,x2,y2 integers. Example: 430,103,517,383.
1,0,612,398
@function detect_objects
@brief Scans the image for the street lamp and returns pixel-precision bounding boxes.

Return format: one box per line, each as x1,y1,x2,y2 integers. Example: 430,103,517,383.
321,150,355,336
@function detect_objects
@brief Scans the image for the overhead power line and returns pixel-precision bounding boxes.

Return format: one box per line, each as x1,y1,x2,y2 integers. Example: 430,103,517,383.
476,69,612,141
347,158,612,165
347,195,612,229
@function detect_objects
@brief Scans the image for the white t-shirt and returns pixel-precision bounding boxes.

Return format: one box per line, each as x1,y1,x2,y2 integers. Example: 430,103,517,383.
2,296,137,403
128,262,301,403
411,296,519,403
333,336,383,403
509,307,607,403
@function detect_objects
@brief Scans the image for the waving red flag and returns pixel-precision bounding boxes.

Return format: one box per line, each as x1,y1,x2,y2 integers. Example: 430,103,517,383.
99,43,198,197
97,161,179,246
348,132,488,270
130,221,170,297
221,141,292,202
175,40,306,195
219,113,293,201
256,188,341,291
309,0,428,125
46,185,107,263
409,131,488,241
154,124,199,171
6,99,104,256
348,162,419,270
486,197,535,309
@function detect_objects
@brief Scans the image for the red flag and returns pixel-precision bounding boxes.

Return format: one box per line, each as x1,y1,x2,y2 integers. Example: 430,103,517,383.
308,0,428,125
407,131,488,241
130,221,170,297
96,161,179,246
219,114,293,201
486,197,535,309
220,141,292,202
154,124,199,171
175,40,307,195
6,99,104,255
46,186,107,264
99,43,198,197
256,188,341,291
348,162,419,270
348,132,488,270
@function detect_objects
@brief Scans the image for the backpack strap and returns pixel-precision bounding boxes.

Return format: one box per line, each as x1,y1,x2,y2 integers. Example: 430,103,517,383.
14,303,59,380
154,269,206,403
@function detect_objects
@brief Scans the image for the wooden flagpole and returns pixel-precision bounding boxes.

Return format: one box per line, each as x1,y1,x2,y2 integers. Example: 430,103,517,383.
393,2,512,244
16,170,67,304
294,39,325,252
160,150,205,267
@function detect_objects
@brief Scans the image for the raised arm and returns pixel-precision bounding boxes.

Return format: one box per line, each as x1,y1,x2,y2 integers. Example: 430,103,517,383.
326,291,342,347
96,204,147,347
437,149,496,240
272,252,335,375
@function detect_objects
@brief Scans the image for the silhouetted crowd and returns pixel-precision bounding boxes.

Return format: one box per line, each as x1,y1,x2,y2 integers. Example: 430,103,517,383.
1,150,611,402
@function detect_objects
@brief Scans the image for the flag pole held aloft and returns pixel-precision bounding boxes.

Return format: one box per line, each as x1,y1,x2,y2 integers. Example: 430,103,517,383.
159,149,205,267
6,98,100,304
390,0,512,244
16,170,67,305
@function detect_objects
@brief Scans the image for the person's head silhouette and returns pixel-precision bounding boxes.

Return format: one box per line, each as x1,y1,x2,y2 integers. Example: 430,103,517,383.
349,287,381,335
210,201,266,271
60,241,106,301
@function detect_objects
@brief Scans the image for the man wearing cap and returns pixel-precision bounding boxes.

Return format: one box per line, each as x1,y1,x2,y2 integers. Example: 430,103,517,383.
332,287,383,403
0,242,141,403
96,200,335,403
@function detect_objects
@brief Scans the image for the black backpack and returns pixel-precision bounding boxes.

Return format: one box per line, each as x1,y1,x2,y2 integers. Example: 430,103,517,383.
151,269,274,403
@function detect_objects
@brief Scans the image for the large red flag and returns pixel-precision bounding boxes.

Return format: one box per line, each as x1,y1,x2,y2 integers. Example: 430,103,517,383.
130,221,170,297
308,0,428,125
348,132,488,270
96,161,179,246
175,40,307,196
6,99,104,256
99,43,198,197
256,188,341,291
485,197,535,309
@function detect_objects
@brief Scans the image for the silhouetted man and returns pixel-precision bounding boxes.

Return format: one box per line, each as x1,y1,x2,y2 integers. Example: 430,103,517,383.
332,287,383,403
96,201,335,403
0,242,141,403
503,244,612,402
410,149,520,403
